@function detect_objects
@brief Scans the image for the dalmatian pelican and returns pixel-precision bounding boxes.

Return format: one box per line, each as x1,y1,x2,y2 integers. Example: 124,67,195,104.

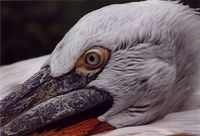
0,0,200,136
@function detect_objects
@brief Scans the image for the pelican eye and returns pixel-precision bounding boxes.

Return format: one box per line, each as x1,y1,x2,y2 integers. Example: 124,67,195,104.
75,46,110,75
85,50,104,67
85,52,101,66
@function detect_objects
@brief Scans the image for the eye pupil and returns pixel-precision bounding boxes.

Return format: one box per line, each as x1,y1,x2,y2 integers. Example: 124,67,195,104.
89,55,95,62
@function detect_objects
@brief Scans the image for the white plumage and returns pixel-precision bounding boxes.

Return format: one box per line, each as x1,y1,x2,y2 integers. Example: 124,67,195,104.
1,0,200,135
1,55,200,136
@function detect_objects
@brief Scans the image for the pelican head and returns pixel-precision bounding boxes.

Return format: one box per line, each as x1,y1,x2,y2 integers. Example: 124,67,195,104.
1,1,200,136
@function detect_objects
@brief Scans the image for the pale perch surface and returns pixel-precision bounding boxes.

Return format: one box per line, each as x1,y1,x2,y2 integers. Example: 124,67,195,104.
0,56,200,136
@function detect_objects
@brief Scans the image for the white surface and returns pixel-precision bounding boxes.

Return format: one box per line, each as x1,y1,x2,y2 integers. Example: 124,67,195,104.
97,109,200,136
0,55,49,100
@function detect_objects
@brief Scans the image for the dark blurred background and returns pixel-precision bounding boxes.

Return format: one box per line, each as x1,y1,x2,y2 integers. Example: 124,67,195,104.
1,0,199,65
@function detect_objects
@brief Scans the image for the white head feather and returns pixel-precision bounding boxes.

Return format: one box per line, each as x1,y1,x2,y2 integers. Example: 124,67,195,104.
46,0,200,127
1,0,199,129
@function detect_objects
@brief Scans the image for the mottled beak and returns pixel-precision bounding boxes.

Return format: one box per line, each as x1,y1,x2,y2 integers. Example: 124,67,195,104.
0,66,112,136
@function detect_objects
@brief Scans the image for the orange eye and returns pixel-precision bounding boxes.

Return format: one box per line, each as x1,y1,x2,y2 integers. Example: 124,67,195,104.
75,46,110,75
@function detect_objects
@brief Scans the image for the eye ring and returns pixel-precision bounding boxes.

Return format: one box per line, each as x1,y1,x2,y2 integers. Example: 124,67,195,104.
84,51,102,67
75,46,110,74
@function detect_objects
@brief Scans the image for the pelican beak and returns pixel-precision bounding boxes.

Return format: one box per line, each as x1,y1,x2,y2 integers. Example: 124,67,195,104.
0,66,113,136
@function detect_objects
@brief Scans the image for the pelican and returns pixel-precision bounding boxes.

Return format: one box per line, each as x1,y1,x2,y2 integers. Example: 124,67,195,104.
0,0,200,136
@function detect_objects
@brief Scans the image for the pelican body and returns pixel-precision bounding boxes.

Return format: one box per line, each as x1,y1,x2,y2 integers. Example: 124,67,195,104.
0,1,200,136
